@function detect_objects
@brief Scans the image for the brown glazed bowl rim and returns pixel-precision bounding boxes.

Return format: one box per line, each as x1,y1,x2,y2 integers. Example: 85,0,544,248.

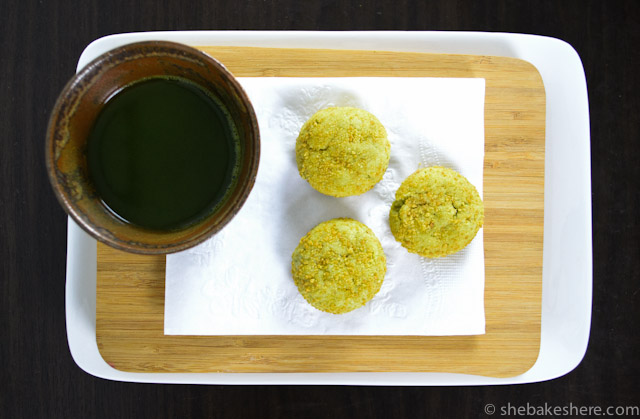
46,41,260,254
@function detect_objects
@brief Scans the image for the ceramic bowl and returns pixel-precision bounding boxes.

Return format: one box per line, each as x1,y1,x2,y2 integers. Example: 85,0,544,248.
46,41,260,254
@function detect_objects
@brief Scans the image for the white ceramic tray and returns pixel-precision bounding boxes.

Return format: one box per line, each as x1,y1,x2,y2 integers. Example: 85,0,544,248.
65,31,592,385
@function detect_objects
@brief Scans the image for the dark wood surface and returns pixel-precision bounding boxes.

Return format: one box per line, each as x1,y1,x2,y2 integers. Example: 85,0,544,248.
1,0,638,417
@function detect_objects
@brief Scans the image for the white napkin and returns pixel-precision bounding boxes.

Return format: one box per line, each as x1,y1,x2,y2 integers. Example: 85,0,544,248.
165,77,486,335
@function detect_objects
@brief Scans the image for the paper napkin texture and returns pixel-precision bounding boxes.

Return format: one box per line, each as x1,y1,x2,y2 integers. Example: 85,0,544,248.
165,77,486,335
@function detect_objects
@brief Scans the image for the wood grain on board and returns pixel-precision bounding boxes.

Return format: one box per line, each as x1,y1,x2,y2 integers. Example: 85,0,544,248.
96,47,545,377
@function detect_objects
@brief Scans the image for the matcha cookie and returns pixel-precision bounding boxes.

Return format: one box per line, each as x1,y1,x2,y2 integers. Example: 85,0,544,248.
291,218,387,314
295,107,390,197
389,167,484,258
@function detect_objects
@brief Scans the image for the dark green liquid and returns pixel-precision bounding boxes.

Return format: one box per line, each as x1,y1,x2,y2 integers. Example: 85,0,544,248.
87,77,238,230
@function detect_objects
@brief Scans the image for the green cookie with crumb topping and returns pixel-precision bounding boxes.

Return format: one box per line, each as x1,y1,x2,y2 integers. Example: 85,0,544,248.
389,167,484,258
295,107,390,197
291,218,386,314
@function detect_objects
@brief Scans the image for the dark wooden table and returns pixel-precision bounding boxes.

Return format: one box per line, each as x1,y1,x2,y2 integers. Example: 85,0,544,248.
2,0,638,417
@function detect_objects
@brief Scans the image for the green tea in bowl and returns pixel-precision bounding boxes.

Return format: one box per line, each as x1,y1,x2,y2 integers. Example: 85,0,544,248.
46,41,260,254
86,76,240,231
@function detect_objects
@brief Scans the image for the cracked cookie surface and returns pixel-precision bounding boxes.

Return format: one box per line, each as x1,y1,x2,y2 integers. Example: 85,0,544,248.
389,167,484,258
291,218,386,314
295,107,390,197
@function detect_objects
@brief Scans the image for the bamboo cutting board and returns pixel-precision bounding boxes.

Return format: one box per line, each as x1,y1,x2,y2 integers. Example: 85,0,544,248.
96,47,545,378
